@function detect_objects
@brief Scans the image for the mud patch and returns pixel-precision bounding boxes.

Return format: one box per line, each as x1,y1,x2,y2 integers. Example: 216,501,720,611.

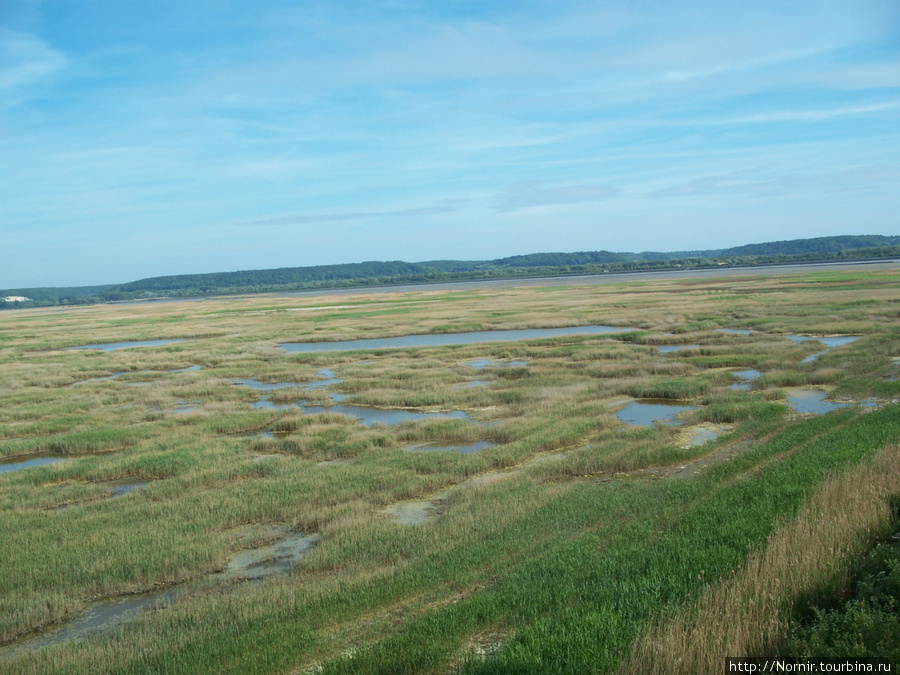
383,490,450,526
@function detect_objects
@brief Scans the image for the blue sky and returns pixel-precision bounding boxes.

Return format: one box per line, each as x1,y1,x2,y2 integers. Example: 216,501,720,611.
1,0,898,288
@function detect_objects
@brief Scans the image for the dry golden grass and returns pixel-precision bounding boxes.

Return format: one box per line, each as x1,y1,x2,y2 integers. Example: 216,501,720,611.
618,442,900,674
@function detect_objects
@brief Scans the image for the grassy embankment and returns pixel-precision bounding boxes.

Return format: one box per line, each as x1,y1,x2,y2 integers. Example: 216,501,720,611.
0,268,897,672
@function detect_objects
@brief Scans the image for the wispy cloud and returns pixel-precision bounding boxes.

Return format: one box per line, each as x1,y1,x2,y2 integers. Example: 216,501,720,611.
726,101,900,124
495,180,619,212
648,163,900,199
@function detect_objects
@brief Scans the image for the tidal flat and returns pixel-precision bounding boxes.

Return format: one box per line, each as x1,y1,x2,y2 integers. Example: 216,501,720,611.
1,267,898,673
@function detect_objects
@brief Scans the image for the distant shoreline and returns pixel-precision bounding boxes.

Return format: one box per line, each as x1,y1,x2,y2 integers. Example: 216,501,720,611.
278,258,900,299
7,258,899,310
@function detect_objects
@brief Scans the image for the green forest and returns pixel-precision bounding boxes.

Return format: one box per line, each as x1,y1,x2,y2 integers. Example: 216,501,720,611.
3,235,898,309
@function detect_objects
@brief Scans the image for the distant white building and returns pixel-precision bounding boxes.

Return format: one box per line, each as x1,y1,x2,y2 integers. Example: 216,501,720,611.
3,296,31,302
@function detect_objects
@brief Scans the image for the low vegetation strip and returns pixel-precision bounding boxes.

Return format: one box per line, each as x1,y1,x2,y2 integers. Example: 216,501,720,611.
618,440,900,674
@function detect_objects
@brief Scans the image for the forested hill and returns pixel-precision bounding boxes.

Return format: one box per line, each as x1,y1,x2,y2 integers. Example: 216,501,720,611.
717,235,900,257
115,261,431,293
3,234,898,308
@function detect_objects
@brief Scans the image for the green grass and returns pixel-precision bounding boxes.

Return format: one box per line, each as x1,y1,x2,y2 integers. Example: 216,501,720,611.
1,268,898,673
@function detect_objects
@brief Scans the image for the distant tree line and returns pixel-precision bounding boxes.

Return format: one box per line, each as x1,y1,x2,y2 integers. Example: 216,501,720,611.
2,235,898,310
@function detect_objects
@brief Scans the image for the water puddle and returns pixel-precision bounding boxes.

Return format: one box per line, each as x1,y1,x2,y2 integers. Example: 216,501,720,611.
683,425,724,447
280,325,629,353
0,454,66,474
731,369,762,390
657,345,698,354
64,339,187,351
614,400,695,427
716,329,751,336
785,335,859,347
786,388,848,415
464,359,527,369
457,379,490,389
235,369,343,393
107,480,150,498
49,480,152,511
2,525,318,654
786,335,859,364
817,336,860,349
263,402,471,427
5,590,181,654
404,441,495,454
382,490,450,526
304,369,342,389
234,379,306,391
213,527,320,581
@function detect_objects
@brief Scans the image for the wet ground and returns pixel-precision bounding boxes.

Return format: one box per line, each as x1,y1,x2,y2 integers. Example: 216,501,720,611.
1,524,319,655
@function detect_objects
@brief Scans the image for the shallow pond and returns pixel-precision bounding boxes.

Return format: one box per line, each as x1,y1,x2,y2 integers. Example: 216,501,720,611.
731,369,762,390
716,329,751,336
785,335,859,347
786,389,848,415
279,325,628,353
464,359,527,369
0,454,66,474
614,400,695,427
64,339,186,351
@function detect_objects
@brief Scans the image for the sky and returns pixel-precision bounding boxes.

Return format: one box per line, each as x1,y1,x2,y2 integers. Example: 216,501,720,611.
1,1,898,288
